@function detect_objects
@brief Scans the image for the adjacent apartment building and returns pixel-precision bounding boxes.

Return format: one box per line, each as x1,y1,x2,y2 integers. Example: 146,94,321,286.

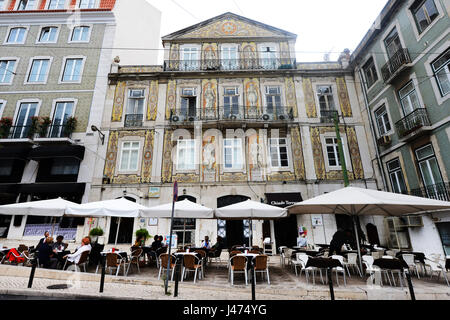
351,0,449,255
0,0,161,241
91,12,378,251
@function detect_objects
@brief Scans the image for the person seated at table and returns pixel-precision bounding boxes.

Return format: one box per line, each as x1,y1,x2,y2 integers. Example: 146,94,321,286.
297,229,308,248
151,235,163,251
52,235,68,252
328,229,353,256
36,231,49,252
200,236,211,249
134,235,145,247
62,236,91,270
38,237,58,269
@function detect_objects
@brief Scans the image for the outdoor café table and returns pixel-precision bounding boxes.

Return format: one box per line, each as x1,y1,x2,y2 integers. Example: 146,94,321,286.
373,258,408,287
396,251,426,264
235,253,259,270
293,249,321,257
305,257,342,285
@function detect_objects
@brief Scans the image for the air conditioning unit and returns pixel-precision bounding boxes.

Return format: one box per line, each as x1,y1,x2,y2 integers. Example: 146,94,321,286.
392,216,424,228
262,114,270,121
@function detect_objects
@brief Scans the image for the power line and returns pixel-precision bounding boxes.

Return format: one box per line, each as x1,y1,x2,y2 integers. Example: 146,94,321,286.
170,0,199,20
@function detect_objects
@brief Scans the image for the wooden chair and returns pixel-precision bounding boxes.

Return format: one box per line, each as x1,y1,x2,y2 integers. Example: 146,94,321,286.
158,253,176,281
249,249,261,254
105,252,126,276
125,248,143,276
229,255,247,286
182,254,203,283
253,255,270,284
195,250,207,278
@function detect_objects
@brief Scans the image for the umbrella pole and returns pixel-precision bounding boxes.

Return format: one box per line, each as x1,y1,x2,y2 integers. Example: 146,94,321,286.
114,217,121,246
352,214,364,276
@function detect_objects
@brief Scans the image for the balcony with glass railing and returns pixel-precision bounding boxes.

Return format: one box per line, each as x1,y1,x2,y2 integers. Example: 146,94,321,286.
164,58,296,72
395,108,431,141
381,48,412,83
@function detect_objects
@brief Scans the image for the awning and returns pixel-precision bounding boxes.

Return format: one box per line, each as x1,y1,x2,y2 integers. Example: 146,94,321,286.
19,183,86,195
27,145,85,161
0,145,32,160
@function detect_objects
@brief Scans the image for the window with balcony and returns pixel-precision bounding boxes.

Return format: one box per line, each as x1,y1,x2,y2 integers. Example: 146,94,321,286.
0,60,16,84
223,87,239,118
180,47,199,71
260,45,278,69
48,0,65,9
61,58,83,82
79,0,95,9
125,89,144,127
269,138,289,168
224,138,243,170
27,59,50,83
176,139,196,171
363,57,378,88
374,104,392,136
317,85,337,122
0,0,5,10
265,86,282,118
70,26,90,42
119,142,140,172
221,45,238,70
179,88,197,119
411,0,439,34
49,101,74,138
431,48,449,97
17,0,36,10
38,27,58,43
387,158,407,194
384,28,402,60
6,27,26,44
13,102,38,139
415,144,445,197
399,81,421,116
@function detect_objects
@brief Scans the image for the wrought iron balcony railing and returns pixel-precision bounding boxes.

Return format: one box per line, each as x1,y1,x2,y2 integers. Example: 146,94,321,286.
124,114,144,127
164,58,296,72
410,182,450,202
169,106,295,122
381,48,412,82
46,124,72,138
319,110,338,123
4,125,33,139
395,108,430,138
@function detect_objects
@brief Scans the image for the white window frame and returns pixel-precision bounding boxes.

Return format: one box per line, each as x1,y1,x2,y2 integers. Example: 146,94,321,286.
49,98,77,127
424,41,450,106
386,158,408,194
78,0,97,9
379,21,407,64
320,133,352,172
4,26,28,44
374,103,393,137
176,139,197,171
36,26,59,44
126,88,146,115
415,144,444,187
47,0,66,9
258,43,279,69
223,138,244,171
220,44,239,70
0,99,6,118
407,0,444,41
68,25,92,43
268,137,290,169
15,0,37,10
0,58,19,85
362,56,379,89
180,45,200,71
431,47,450,98
12,99,41,139
59,56,86,84
398,80,422,116
119,141,141,172
0,0,6,10
25,56,52,84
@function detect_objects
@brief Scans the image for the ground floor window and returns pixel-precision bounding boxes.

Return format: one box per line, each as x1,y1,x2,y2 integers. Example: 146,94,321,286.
385,217,411,249
436,222,450,255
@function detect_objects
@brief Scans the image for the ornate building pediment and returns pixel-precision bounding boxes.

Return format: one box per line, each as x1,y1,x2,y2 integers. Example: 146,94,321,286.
162,13,296,41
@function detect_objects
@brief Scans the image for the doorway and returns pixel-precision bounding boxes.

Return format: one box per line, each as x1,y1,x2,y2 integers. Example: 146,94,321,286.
217,195,250,249
274,215,298,250
108,196,135,244
174,195,196,247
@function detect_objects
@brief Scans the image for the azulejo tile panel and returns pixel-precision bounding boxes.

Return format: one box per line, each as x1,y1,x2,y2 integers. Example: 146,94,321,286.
303,78,317,118
112,81,126,122
147,80,159,121
336,77,352,117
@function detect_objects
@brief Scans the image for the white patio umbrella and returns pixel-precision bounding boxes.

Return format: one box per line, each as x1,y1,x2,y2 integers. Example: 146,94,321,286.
286,186,450,272
140,199,214,248
215,199,287,246
0,198,81,236
66,197,147,245
140,199,214,219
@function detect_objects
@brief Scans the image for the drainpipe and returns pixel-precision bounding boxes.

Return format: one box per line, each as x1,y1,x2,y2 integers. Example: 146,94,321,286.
357,69,388,191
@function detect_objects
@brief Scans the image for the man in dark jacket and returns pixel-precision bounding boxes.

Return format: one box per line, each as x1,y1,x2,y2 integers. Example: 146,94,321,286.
36,231,49,252
328,229,353,256
38,237,58,269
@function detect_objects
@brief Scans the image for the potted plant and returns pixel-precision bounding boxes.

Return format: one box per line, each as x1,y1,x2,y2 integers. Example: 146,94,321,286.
38,116,52,138
89,227,104,243
63,116,77,137
135,228,151,246
0,117,12,139
28,116,40,139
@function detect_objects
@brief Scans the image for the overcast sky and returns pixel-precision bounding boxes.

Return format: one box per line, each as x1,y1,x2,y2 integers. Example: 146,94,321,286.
146,0,388,62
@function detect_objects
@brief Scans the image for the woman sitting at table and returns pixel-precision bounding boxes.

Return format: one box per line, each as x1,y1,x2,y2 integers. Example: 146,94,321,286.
201,236,211,249
62,237,91,270
38,237,58,269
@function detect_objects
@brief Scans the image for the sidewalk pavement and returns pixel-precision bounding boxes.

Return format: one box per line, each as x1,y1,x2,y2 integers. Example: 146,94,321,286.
0,262,448,300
